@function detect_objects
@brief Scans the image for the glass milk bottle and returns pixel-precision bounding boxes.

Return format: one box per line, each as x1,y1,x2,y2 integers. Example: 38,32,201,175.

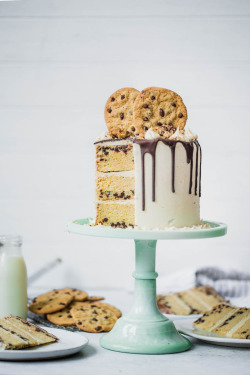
0,235,27,318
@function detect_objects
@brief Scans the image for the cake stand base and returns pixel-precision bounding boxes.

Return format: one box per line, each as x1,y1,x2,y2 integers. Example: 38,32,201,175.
67,219,227,355
100,316,190,354
101,240,190,354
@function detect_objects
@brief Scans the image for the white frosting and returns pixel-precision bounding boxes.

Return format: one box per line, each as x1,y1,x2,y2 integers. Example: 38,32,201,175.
145,128,161,140
169,127,198,142
133,141,201,229
95,131,111,142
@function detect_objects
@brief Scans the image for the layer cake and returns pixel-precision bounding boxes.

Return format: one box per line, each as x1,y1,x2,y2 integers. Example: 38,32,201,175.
94,87,203,229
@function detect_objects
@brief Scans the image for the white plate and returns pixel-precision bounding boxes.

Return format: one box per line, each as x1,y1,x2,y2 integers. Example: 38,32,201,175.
0,328,88,361
164,313,202,321
175,318,250,348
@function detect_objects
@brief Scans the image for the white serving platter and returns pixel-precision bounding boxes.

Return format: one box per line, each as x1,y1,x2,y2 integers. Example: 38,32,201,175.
0,328,88,361
175,318,250,348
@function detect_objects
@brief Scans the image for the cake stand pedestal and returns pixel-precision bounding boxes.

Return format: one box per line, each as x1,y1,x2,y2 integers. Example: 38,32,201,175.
67,219,227,354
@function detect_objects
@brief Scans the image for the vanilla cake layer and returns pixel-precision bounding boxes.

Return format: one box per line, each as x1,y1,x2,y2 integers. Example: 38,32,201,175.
96,202,135,228
96,139,134,173
193,304,250,339
96,172,135,201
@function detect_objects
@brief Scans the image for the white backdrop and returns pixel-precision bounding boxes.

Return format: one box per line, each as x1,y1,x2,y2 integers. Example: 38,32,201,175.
0,0,250,291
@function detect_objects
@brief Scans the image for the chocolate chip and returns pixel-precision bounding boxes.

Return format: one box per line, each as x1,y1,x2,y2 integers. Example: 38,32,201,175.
59,302,66,305
151,95,155,100
107,108,112,113
178,113,183,118
111,97,115,102
171,102,176,107
143,117,149,121
103,218,108,222
78,321,82,325
159,108,164,117
92,318,98,322
169,122,173,126
143,126,148,131
131,126,135,131
120,112,124,120
67,315,72,318
121,95,125,99
143,104,149,108
95,326,102,331
157,122,162,126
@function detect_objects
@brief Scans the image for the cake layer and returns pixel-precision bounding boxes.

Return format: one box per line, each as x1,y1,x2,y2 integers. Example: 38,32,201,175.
95,140,134,173
96,173,135,201
95,202,134,228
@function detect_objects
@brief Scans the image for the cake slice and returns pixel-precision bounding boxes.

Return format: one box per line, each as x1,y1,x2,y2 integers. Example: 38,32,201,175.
178,286,226,313
157,286,227,315
0,316,58,350
193,304,250,339
157,294,193,315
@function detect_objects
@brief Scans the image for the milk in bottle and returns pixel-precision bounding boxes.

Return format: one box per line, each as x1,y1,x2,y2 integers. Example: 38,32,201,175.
0,235,27,318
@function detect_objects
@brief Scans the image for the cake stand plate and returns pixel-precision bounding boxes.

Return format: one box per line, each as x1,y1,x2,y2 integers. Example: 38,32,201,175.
66,219,227,354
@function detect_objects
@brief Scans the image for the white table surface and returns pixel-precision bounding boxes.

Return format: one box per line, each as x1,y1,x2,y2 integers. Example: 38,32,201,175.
1,289,250,375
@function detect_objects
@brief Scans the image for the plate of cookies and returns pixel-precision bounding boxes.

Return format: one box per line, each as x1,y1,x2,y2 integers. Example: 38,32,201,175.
0,316,88,360
28,288,122,334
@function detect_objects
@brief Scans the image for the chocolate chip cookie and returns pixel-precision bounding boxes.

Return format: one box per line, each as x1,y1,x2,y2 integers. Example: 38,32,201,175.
83,302,122,318
71,304,117,333
69,288,88,302
104,87,140,138
46,304,76,326
29,288,74,314
133,87,187,138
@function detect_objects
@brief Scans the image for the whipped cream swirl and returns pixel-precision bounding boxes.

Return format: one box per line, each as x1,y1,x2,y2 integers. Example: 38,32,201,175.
169,127,198,142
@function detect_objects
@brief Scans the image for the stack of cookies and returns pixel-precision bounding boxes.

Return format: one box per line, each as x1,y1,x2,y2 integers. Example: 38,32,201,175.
29,288,121,333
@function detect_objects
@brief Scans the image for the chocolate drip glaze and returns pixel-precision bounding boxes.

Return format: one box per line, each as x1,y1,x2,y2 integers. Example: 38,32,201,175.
139,140,158,210
134,138,201,211
194,140,200,196
199,145,202,197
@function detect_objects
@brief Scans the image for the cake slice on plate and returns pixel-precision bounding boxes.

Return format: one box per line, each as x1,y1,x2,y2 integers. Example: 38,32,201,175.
0,316,58,350
193,304,250,339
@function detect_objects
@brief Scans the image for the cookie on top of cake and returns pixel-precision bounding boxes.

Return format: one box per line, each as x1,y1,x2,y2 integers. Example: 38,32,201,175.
95,86,202,230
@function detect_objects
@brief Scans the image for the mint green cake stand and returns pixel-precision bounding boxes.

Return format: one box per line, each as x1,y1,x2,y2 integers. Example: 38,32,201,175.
67,219,227,354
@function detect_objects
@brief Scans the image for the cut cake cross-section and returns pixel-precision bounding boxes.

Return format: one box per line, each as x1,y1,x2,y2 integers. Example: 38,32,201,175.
193,304,250,339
